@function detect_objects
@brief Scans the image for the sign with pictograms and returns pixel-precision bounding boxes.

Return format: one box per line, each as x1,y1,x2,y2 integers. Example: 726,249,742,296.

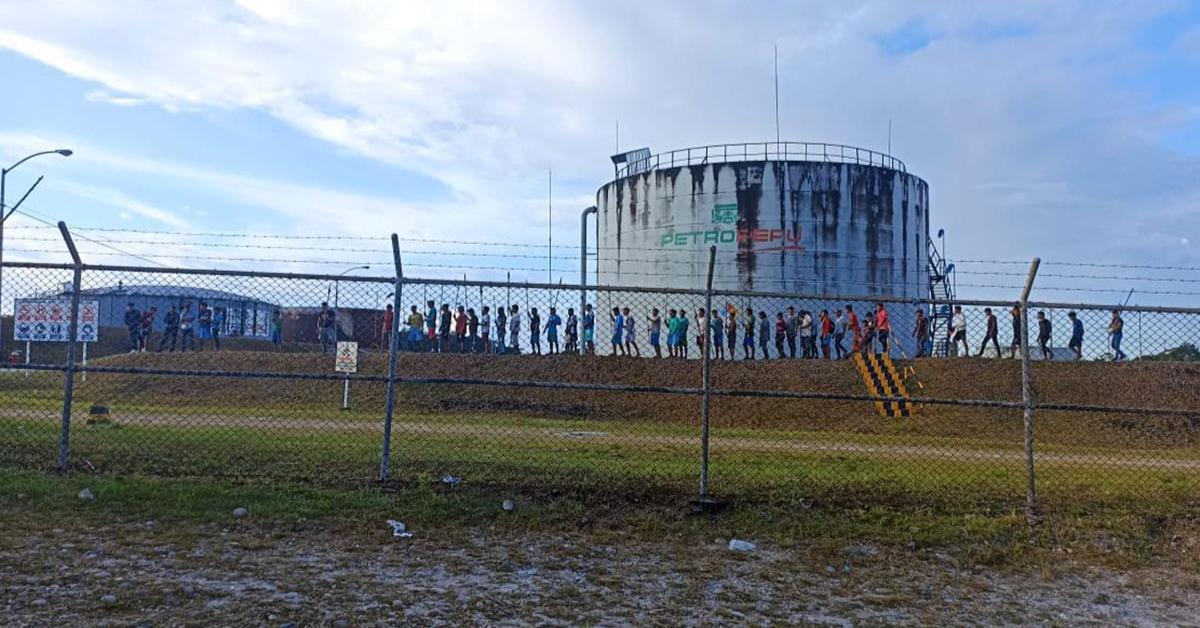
334,341,358,373
13,299,100,342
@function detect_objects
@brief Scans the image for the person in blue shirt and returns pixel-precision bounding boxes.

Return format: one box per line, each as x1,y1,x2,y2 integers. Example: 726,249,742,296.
544,307,562,354
582,304,596,355
424,300,438,352
710,309,725,360
196,302,213,351
681,309,691,357
610,307,625,356
1067,311,1084,361
212,306,225,350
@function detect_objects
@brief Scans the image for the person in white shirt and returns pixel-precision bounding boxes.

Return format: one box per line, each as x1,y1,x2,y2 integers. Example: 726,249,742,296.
622,307,640,357
951,305,969,357
480,306,492,354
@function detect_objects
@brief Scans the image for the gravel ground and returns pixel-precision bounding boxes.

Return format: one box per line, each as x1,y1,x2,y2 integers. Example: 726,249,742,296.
4,520,1200,626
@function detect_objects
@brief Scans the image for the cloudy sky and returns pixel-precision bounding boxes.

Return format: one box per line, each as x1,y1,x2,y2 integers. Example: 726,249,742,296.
1,0,1198,301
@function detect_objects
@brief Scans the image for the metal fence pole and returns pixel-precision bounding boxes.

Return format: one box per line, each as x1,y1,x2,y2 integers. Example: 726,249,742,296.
580,206,596,355
1018,257,1041,524
57,222,83,473
379,234,403,482
699,245,716,497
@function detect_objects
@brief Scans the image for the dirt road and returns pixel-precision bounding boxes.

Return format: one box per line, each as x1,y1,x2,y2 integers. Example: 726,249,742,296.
4,519,1198,626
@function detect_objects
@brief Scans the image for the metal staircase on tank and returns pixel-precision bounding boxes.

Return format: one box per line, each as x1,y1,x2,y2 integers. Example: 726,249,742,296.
926,235,956,357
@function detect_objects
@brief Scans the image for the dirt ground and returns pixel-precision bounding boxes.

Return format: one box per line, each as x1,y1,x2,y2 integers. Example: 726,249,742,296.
4,519,1200,626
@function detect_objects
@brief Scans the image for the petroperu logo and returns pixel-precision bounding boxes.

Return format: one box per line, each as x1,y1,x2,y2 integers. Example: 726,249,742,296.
660,227,803,252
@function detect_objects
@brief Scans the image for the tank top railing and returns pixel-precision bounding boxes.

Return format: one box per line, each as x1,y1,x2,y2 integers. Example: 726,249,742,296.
617,142,907,178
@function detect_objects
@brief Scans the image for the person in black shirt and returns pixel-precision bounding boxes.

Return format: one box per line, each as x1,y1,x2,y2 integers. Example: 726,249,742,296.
158,305,179,352
317,302,336,354
977,308,1000,357
528,307,542,355
123,303,141,353
1036,311,1052,360
437,304,452,353
1008,306,1022,358
467,308,480,352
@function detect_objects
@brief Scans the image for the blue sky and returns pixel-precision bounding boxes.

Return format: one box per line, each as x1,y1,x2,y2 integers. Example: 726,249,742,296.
1,0,1199,303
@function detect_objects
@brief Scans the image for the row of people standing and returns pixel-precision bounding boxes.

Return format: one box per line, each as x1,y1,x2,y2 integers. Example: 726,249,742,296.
387,301,601,355
944,305,1126,361
123,301,226,353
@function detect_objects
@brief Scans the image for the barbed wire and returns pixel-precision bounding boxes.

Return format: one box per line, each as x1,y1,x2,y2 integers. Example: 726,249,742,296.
7,223,1199,273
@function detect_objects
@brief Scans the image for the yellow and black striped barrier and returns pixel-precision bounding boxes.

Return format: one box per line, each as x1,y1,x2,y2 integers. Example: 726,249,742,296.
853,352,915,418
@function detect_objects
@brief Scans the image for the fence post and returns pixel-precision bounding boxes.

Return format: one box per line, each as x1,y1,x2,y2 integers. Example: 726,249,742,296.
379,234,403,482
1018,257,1041,524
699,245,717,497
580,206,597,354
57,222,83,473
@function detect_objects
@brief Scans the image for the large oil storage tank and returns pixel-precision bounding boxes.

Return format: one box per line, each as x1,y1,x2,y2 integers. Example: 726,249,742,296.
596,142,930,299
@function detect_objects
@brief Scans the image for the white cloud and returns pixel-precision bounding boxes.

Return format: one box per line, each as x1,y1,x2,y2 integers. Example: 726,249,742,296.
0,0,1198,285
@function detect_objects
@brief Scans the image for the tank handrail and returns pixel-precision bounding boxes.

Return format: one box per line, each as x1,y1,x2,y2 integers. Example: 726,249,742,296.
614,141,907,178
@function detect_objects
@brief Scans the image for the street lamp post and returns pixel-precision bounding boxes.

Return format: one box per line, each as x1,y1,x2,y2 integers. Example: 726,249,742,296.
332,264,370,312
1,149,73,358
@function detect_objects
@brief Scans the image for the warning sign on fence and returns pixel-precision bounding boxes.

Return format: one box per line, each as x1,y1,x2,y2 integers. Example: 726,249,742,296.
13,298,100,342
335,341,358,373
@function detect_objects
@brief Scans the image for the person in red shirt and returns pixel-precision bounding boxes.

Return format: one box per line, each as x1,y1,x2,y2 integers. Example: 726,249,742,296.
846,304,861,354
819,310,833,359
454,305,468,352
381,304,394,350
875,302,891,355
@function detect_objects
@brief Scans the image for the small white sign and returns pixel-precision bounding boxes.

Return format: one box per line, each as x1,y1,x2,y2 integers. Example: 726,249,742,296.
13,298,100,342
335,341,358,373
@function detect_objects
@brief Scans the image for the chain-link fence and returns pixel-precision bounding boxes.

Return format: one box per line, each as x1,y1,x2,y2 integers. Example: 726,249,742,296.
1,231,1197,519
